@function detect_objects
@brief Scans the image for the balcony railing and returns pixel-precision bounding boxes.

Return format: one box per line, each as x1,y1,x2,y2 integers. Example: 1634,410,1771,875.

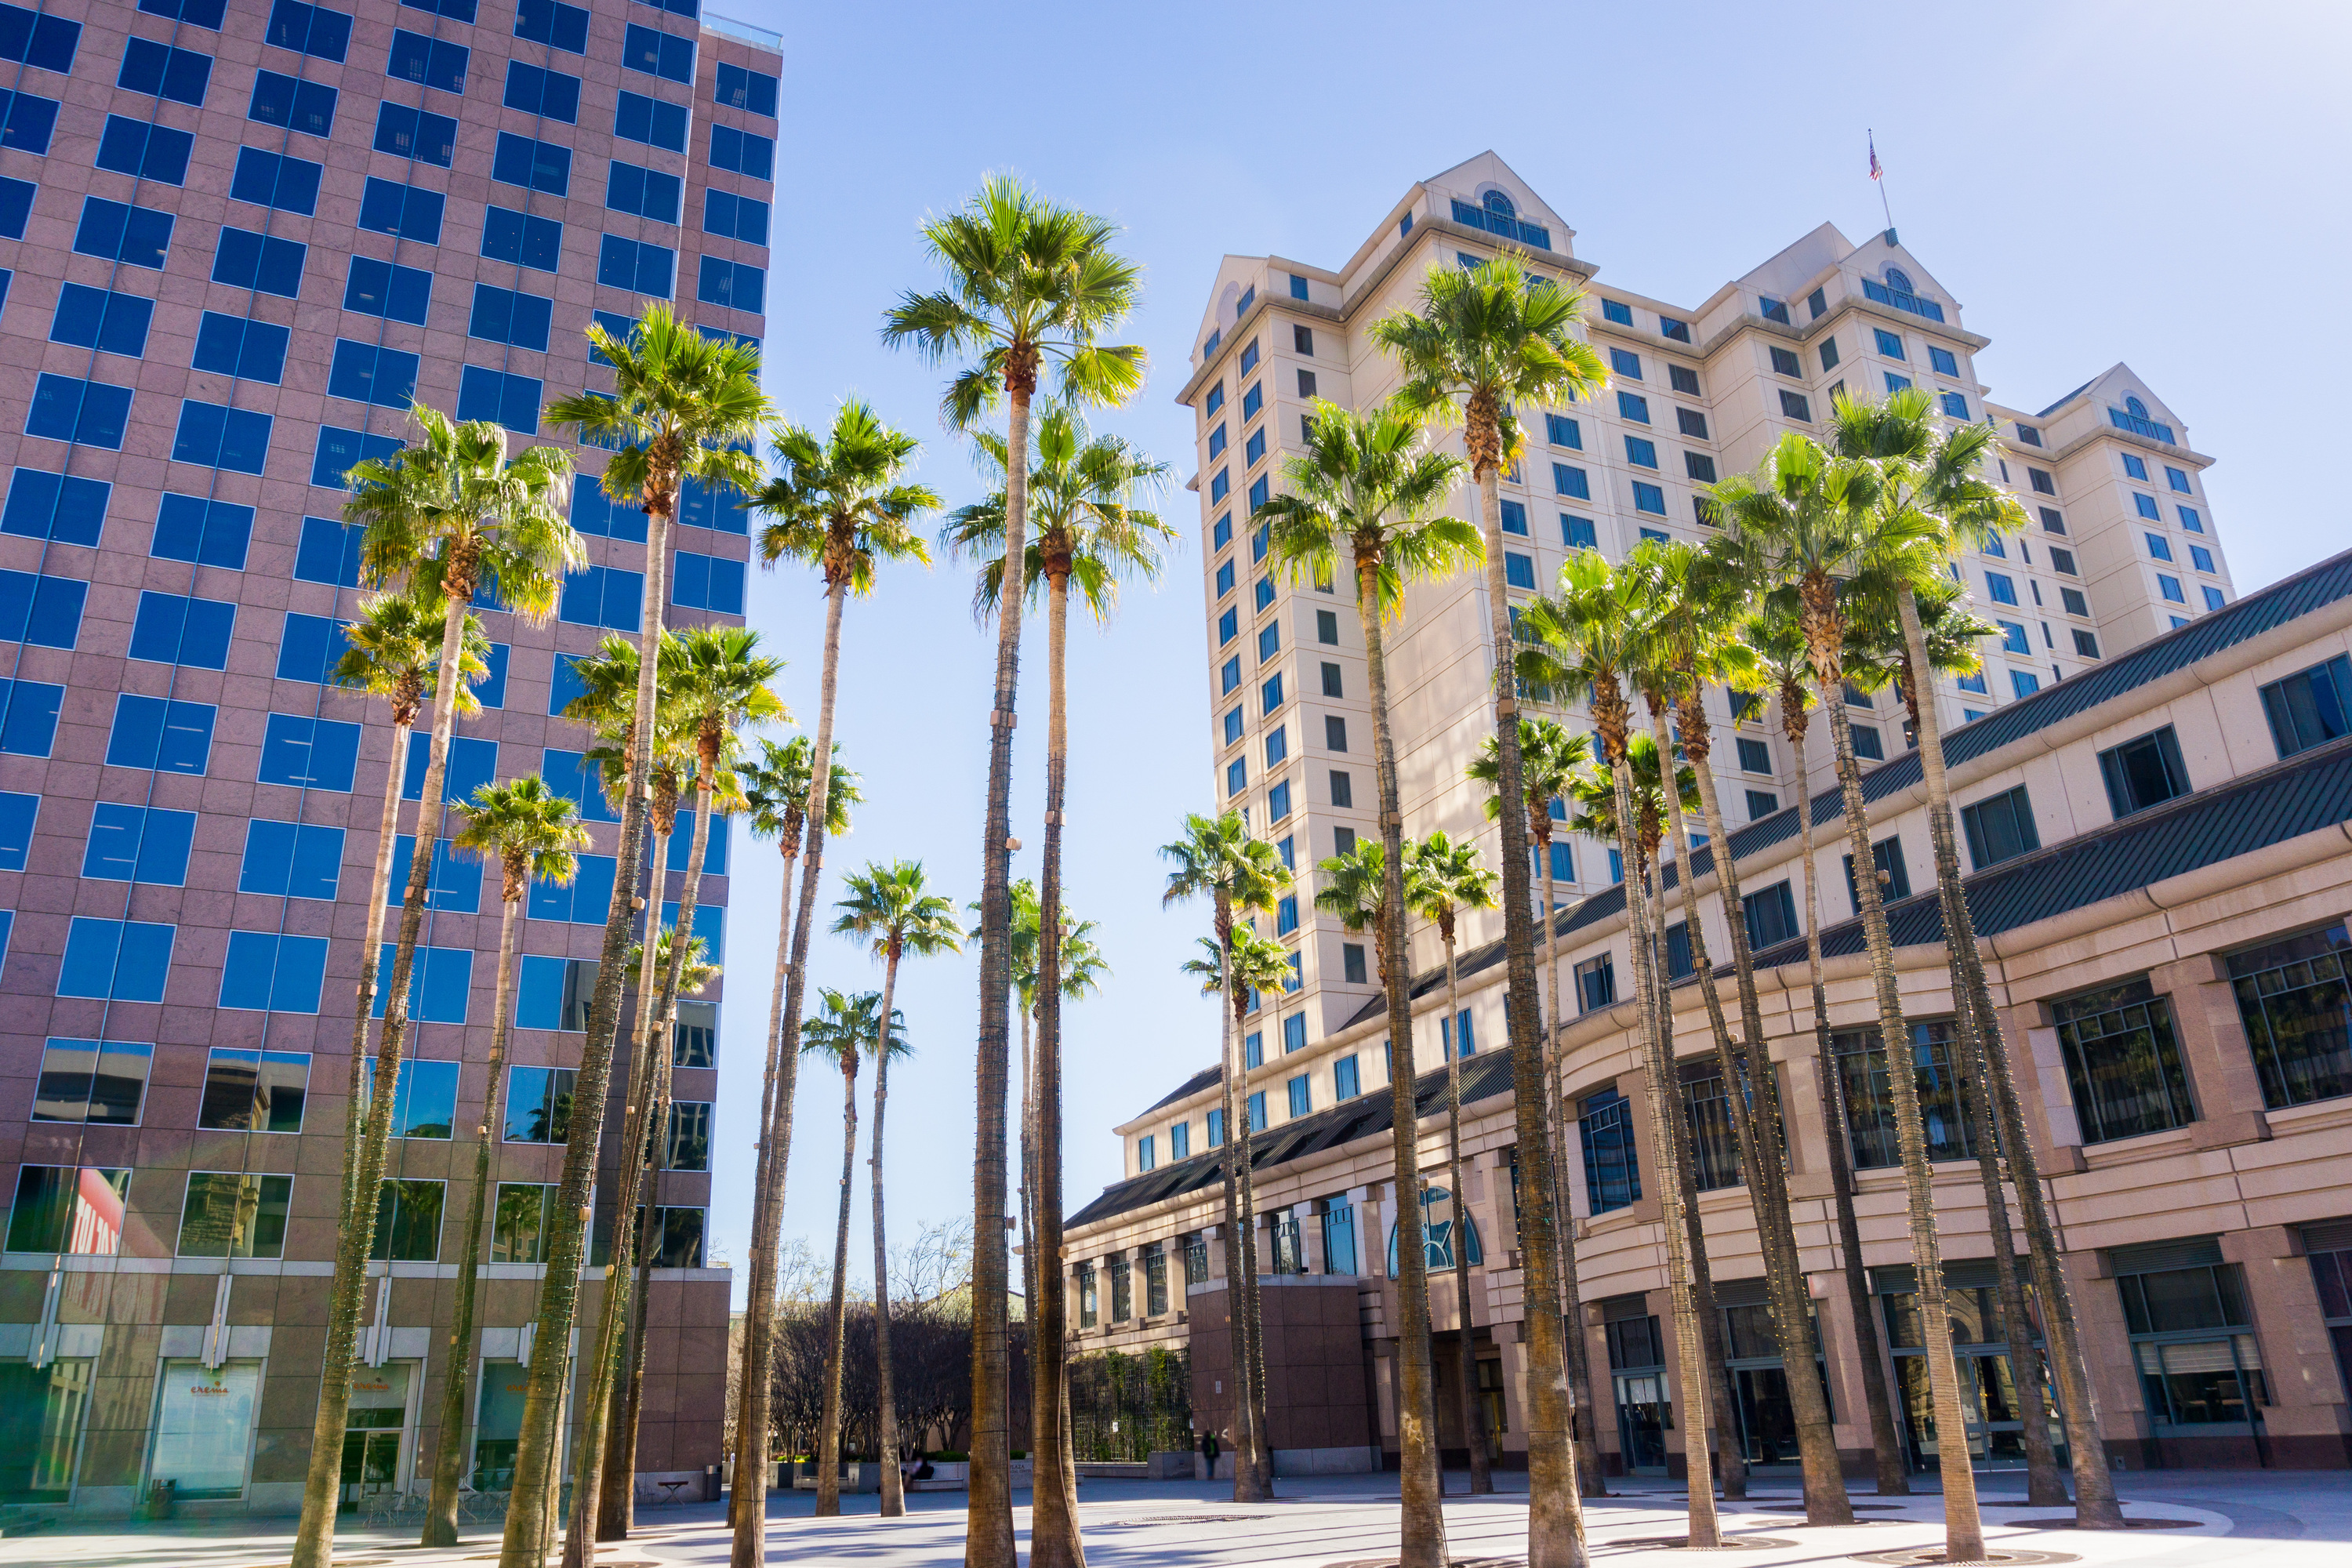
1449,198,1552,252
2108,408,2177,444
1860,277,1946,323
703,12,782,50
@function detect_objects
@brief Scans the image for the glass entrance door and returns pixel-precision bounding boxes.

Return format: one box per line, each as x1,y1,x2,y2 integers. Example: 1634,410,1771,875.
339,1363,412,1507
1613,1372,1670,1473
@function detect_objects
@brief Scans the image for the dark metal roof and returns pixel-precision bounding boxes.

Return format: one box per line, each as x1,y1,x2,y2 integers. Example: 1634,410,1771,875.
1068,1047,1519,1230
1144,1064,1223,1115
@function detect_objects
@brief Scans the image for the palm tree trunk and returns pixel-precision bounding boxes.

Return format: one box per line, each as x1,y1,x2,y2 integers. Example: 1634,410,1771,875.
500,488,670,1568
731,837,800,1532
1226,982,1272,1499
1664,706,1849,1524
568,818,676,1563
1019,999,1039,1395
1783,697,1909,1496
609,783,722,1535
873,948,907,1518
1440,931,1492,1494
1894,590,2121,1527
1535,825,1605,1497
815,1060,860,1516
342,712,416,1230
735,579,849,1568
1468,464,1584,1564
1356,557,1446,1566
1950,972,2066,1504
1814,664,1981,1562
298,588,471,1568
1599,721,1718,1547
1210,941,1263,1500
423,884,524,1545
965,376,1031,1568
1030,571,1083,1561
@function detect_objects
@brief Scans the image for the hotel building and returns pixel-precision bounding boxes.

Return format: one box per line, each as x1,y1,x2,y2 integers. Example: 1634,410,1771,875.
0,0,777,1515
1064,154,2351,1477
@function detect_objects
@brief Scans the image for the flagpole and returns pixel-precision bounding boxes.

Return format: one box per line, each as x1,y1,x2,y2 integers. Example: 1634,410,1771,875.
1869,129,1894,232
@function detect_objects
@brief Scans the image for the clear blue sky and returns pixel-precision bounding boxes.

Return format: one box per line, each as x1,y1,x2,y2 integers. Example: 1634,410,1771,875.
704,0,2352,1297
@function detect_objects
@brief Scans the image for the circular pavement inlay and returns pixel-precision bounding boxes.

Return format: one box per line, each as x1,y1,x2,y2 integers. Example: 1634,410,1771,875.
1849,1549,2082,1566
1992,1519,2201,1530
1613,1538,1799,1552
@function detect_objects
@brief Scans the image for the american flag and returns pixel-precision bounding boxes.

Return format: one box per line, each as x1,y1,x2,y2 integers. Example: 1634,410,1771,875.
1869,136,1883,181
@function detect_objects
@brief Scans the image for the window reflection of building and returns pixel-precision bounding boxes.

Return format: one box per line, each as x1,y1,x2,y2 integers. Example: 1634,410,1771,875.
1877,1265,2063,1470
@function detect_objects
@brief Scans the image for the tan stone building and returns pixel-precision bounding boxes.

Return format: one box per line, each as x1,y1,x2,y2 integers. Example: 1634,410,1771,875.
1062,154,2351,1478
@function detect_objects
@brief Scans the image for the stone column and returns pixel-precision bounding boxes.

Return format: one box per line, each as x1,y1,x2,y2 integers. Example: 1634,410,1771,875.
2148,953,2273,1152
1294,1202,1323,1276
2223,1225,2349,1467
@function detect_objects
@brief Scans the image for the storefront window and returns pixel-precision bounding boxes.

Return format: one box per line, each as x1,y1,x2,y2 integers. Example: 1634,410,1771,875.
2227,924,2352,1109
340,1363,412,1506
150,1360,261,1499
1604,1306,1670,1475
2310,1240,2352,1402
2118,1261,2268,1428
0,1359,94,1503
473,1359,528,1490
1879,1276,2061,1469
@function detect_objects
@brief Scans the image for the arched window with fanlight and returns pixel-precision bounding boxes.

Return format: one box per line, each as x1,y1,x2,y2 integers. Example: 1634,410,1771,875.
1483,190,1517,220
2126,395,2150,419
1387,1185,1483,1276
1884,266,1914,293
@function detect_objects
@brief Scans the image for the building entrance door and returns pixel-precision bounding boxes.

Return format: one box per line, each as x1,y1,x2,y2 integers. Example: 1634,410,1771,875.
1613,1372,1669,1474
339,1363,413,1507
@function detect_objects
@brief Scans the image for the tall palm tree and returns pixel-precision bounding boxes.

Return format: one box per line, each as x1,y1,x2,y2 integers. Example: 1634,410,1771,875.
1160,813,1290,1503
1255,397,1471,1549
1711,433,1984,1560
297,407,577,1568
1831,394,2122,1525
946,404,1171,1547
1517,554,1720,1548
598,628,786,1537
1466,717,1604,1494
1374,254,1606,1568
833,861,964,1517
331,591,488,1231
1743,607,1910,1497
1404,832,1498,1495
421,779,587,1547
884,178,1145,1568
495,308,764,1568
609,928,722,1537
1632,541,1853,1525
800,989,906,1515
730,736,859,1528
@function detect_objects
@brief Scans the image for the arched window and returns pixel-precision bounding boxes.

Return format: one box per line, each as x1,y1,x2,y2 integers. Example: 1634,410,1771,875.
1483,190,1517,219
1386,1185,1484,1276
2126,395,2149,418
1884,267,1914,293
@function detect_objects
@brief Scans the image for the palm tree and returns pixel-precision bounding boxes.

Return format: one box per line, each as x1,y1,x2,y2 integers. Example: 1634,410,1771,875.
1711,433,1984,1559
730,737,859,1526
484,308,764,1568
1309,834,1454,1535
884,178,1144,1568
1160,813,1290,1503
946,405,1171,1544
1404,832,1498,1495
296,406,576,1568
1831,395,2122,1524
739,401,935,1542
1254,397,1471,1547
1630,541,1853,1523
331,591,489,1231
1744,607,1910,1497
833,861,964,1517
800,989,906,1515
420,779,587,1546
1374,253,1606,1567
1517,554,1720,1548
1466,717,1604,1494
598,628,786,1537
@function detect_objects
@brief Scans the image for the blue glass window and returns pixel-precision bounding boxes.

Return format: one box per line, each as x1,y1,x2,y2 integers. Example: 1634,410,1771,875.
95,116,192,183
614,89,688,151
238,820,345,901
257,714,362,791
311,426,403,491
230,147,321,214
1553,463,1590,500
218,933,329,1013
27,374,132,448
389,834,484,913
0,570,85,648
191,312,289,383
492,132,571,195
0,679,62,756
514,0,590,53
74,198,175,270
344,257,431,324
265,1,352,63
58,919,174,1000
702,187,770,245
607,159,681,223
1504,552,1536,590
0,5,79,71
1624,435,1658,469
1562,514,1596,549
248,69,336,136
696,256,764,314
558,565,644,632
456,366,545,434
129,591,235,668
1500,499,1528,535
528,851,618,923
171,400,272,473
402,734,497,804
598,234,677,297
1632,481,1666,515
275,613,352,684
623,22,695,82
708,123,773,180
467,285,554,352
107,695,213,775
504,60,581,122
543,749,620,822
372,945,474,1024
50,285,153,358
672,550,746,614
327,340,420,408
358,178,442,243
212,226,303,296
1986,572,2018,605
82,803,195,885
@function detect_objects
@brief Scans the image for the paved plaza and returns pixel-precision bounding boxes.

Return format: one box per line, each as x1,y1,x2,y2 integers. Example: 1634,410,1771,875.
9,1471,2345,1568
